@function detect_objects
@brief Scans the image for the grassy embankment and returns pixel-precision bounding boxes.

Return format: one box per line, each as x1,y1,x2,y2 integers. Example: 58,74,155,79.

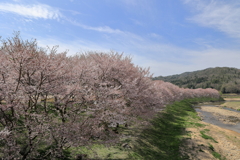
221,93,240,111
69,97,224,159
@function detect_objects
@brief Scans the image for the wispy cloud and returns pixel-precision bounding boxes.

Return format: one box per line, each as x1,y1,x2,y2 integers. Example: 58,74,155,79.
132,47,240,76
67,19,144,42
81,25,123,34
120,0,152,9
36,36,112,56
148,33,162,39
184,0,240,38
68,19,123,34
30,30,240,77
0,3,62,20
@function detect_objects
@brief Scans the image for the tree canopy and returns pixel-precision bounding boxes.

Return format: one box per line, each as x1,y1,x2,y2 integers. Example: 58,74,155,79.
153,67,240,93
0,34,220,159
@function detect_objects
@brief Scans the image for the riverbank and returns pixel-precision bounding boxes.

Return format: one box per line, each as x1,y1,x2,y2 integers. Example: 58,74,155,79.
220,101,240,111
221,93,240,111
70,97,226,159
131,96,240,160
129,97,225,160
189,95,240,160
181,121,240,160
67,96,240,159
201,106,240,125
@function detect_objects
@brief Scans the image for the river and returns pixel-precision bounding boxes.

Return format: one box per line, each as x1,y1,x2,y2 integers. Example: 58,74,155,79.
194,101,240,133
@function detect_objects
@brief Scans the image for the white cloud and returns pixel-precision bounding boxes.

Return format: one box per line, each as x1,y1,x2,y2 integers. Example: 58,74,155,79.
148,33,163,40
26,32,240,77
68,19,124,34
82,25,123,34
36,37,111,57
67,19,144,42
132,47,240,76
184,0,240,38
0,3,62,20
191,49,240,68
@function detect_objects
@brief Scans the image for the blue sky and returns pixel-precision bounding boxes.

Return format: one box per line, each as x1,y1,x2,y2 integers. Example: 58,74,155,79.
0,0,240,76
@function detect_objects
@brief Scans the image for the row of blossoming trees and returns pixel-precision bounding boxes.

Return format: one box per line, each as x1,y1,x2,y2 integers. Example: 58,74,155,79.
0,34,220,159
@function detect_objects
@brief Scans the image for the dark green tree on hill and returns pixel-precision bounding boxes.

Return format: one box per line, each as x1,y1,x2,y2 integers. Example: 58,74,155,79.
153,67,240,93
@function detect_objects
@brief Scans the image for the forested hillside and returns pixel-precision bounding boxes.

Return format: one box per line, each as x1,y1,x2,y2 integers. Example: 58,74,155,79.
153,67,240,93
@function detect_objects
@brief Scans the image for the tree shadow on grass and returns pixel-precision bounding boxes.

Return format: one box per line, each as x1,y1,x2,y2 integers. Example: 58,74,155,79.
129,100,196,160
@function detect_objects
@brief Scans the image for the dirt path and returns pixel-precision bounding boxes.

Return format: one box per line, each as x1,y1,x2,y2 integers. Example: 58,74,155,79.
181,121,240,160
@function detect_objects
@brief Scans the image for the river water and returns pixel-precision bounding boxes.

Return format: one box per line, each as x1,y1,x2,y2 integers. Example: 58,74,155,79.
194,101,240,133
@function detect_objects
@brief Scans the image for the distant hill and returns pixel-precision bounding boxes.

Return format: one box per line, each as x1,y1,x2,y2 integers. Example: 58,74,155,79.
153,67,240,93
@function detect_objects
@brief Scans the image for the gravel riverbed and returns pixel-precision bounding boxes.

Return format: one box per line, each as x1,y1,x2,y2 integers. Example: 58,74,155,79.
201,106,240,125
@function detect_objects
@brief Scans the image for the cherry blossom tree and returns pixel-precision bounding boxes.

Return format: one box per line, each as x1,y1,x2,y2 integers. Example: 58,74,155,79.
0,33,220,159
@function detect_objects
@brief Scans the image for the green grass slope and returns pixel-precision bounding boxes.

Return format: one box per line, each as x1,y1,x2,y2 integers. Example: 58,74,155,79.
68,97,223,159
